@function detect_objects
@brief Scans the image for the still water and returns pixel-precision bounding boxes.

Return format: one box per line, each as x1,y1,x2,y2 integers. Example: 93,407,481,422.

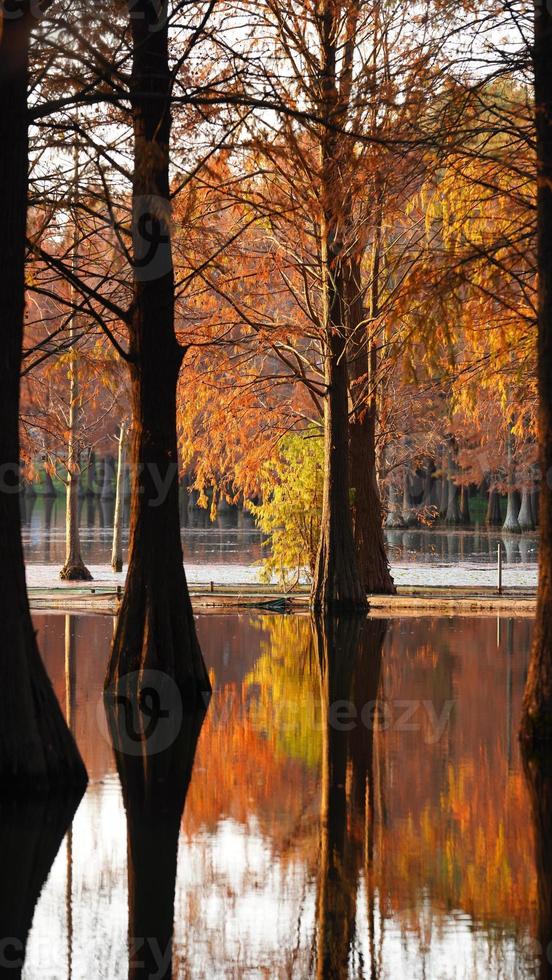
10,612,545,979
20,497,539,590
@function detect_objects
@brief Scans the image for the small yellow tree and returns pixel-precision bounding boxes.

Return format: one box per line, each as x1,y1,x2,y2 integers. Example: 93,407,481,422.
249,431,323,587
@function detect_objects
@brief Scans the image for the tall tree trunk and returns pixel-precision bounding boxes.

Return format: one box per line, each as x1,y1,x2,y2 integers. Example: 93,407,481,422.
111,422,128,573
0,4,87,789
312,4,366,613
60,143,92,582
312,237,366,611
60,356,92,580
347,255,395,594
106,0,210,701
521,2,552,744
503,428,521,533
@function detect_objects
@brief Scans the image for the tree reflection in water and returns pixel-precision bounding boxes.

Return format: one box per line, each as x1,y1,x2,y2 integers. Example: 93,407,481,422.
312,615,387,980
0,790,83,980
524,751,552,980
105,677,208,979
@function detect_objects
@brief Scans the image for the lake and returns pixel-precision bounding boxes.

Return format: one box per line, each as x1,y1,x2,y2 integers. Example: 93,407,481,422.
21,497,539,590
12,610,544,979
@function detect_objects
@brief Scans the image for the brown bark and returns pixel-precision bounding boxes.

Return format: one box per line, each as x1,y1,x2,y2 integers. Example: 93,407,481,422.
0,4,87,789
521,2,552,744
106,0,210,702
347,258,395,595
312,262,367,612
312,2,366,613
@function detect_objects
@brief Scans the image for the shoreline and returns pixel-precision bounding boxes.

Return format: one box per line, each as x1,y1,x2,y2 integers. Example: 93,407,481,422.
28,583,538,617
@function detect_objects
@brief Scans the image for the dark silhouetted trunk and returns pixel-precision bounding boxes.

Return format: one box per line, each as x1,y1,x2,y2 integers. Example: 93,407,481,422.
106,0,210,701
106,682,208,979
0,4,87,789
521,2,552,743
347,256,395,595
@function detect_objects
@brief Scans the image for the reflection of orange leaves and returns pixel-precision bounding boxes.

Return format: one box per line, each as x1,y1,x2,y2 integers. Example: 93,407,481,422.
184,682,319,859
381,758,535,930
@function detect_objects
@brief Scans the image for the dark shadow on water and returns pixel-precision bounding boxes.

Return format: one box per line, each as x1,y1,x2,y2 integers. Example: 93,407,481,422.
311,614,387,980
105,678,208,979
0,790,83,979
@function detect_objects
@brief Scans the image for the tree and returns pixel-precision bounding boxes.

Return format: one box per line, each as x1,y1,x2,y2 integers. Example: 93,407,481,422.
0,791,83,975
105,0,211,702
0,2,87,789
249,430,324,586
520,1,552,746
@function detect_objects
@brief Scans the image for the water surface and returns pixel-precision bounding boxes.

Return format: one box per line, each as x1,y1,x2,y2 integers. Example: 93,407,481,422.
21,496,539,590
12,611,544,979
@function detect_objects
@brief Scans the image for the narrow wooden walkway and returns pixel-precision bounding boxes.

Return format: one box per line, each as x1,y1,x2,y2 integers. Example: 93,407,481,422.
28,584,537,617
